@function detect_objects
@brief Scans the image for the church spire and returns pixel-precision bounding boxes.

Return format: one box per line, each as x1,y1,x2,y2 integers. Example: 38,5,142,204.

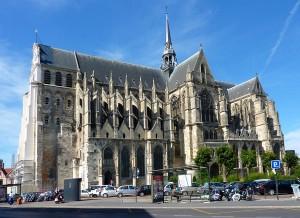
165,13,172,49
161,12,177,79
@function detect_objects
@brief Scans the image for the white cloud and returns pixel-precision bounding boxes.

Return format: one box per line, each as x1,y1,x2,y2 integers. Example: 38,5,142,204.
263,0,300,73
285,128,300,156
0,44,29,167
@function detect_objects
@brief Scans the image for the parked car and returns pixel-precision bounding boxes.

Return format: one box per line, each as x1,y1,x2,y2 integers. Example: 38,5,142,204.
137,185,151,196
80,189,90,198
89,185,110,197
100,186,117,198
116,185,137,197
180,182,199,195
258,180,300,195
200,182,226,193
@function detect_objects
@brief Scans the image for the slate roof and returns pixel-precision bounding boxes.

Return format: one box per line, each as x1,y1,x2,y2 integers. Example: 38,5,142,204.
39,44,166,91
215,81,235,90
168,51,201,90
227,77,265,101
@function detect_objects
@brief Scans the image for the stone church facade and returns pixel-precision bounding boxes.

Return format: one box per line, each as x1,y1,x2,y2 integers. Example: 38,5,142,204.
16,16,284,191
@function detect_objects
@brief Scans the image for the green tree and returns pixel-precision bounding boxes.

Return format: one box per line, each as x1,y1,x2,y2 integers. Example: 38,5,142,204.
241,149,257,176
262,151,276,175
194,147,213,184
216,145,237,182
283,152,299,176
194,147,213,167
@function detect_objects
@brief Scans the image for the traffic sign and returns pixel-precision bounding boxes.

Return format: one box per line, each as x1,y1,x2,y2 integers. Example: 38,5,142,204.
271,160,281,169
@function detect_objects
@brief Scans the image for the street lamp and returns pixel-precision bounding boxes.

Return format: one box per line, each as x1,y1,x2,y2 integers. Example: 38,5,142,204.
207,161,214,202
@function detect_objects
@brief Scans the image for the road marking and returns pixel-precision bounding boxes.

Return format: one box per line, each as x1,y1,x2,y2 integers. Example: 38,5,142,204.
174,215,193,217
221,208,266,214
211,216,234,218
192,208,216,215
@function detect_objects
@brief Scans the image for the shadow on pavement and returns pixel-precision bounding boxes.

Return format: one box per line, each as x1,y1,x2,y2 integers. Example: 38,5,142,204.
0,208,154,218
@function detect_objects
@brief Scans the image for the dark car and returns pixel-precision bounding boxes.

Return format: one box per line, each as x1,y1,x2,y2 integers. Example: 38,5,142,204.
137,185,151,196
258,180,300,195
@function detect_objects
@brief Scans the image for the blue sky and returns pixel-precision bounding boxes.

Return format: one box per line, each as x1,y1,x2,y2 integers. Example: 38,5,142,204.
0,0,300,167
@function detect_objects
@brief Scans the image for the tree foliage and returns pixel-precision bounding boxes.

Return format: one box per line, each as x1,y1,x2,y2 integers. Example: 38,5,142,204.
283,152,299,175
241,149,257,174
216,145,237,180
262,151,276,172
194,147,213,167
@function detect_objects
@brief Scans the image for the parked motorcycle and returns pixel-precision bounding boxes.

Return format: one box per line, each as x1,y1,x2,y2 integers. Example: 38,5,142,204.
210,189,223,201
54,194,64,204
240,187,253,201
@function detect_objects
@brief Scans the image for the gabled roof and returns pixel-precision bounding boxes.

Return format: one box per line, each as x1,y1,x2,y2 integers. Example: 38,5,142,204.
0,168,12,177
168,51,201,90
38,44,166,91
4,168,12,175
168,49,215,91
215,81,235,90
227,77,265,101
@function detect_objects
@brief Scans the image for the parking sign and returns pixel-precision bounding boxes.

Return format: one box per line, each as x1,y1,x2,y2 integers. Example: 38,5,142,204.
271,160,281,169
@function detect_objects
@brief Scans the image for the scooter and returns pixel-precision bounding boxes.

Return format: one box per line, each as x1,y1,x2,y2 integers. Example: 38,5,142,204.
240,187,253,201
7,197,14,205
54,193,64,204
210,189,223,201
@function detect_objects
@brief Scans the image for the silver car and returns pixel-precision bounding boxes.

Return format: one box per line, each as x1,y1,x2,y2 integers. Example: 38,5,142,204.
100,186,117,198
116,185,137,197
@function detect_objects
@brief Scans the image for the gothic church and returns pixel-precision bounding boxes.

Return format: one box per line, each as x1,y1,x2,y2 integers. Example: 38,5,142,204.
16,15,284,191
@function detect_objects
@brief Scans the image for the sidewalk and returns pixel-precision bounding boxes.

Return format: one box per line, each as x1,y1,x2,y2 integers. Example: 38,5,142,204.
1,196,300,209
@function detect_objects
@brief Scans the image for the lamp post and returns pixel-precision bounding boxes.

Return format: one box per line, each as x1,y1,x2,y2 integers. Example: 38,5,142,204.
133,167,140,203
207,161,214,202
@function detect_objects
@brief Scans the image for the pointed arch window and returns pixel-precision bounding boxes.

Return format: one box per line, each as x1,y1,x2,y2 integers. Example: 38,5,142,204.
44,70,51,84
121,147,130,177
200,64,206,83
137,146,145,177
66,74,73,87
55,72,62,86
104,147,113,165
200,90,214,122
153,145,163,170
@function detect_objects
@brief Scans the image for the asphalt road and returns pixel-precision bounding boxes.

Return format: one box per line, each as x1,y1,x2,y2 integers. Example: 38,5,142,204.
1,207,300,218
1,195,300,218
